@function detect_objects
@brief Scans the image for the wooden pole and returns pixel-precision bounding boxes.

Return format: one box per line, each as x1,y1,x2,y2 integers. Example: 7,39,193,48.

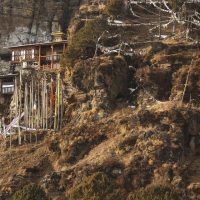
37,81,40,129
54,75,58,130
40,78,43,128
41,77,44,129
44,75,46,129
41,77,43,129
60,79,64,130
24,82,28,141
50,75,53,129
14,76,19,120
29,80,32,143
51,45,54,69
46,85,48,130
57,73,60,130
39,46,41,68
18,70,22,145
45,75,48,129
159,0,161,40
181,59,193,104
9,113,12,148
29,82,31,129
34,79,38,143
24,83,26,128
31,78,33,129
42,75,46,129
34,80,37,129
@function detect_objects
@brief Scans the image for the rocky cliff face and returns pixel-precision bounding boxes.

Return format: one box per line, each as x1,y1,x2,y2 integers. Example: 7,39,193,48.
0,0,82,73
0,0,82,56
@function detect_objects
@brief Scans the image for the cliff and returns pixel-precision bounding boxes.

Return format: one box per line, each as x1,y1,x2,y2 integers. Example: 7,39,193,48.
0,0,82,55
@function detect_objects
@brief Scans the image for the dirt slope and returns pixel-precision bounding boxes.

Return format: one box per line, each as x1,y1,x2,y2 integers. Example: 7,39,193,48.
0,1,200,200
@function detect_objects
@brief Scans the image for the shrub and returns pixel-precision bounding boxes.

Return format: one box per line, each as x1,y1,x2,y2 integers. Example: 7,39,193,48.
12,183,49,200
127,185,179,200
67,172,126,200
63,18,109,68
105,0,125,17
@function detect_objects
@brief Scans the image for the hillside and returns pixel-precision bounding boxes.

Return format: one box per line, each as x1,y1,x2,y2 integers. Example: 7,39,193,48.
0,0,200,200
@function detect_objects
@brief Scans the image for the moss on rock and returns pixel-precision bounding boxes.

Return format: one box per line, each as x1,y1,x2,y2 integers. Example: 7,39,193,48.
12,183,49,200
67,172,126,200
127,185,179,200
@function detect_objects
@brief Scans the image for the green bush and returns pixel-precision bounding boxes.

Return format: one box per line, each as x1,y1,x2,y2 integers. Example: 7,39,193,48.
67,172,126,200
105,0,125,17
12,183,49,200
63,18,109,68
127,185,179,200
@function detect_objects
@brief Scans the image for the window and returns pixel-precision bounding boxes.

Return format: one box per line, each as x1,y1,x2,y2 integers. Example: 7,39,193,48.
2,82,14,94
12,51,15,61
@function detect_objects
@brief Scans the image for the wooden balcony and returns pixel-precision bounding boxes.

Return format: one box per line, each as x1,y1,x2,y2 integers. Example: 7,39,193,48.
40,63,61,72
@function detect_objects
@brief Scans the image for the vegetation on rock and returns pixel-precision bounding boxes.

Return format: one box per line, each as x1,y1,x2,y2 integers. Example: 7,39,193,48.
12,184,49,200
63,18,109,68
67,172,126,200
127,185,179,200
72,55,128,97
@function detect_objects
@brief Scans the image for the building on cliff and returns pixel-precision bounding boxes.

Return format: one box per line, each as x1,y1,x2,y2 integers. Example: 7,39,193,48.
0,31,67,138
9,31,67,72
